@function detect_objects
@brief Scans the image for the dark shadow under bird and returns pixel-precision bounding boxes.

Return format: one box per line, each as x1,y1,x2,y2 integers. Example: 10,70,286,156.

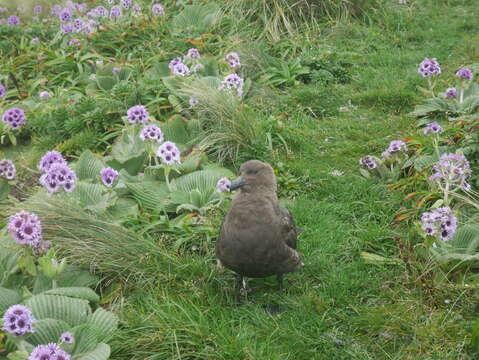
216,160,304,300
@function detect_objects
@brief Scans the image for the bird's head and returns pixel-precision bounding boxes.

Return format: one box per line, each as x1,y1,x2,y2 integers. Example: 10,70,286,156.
230,160,277,193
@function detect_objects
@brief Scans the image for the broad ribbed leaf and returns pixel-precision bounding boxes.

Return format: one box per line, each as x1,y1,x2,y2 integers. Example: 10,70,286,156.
42,287,100,304
71,182,117,213
75,343,111,360
111,127,147,164
161,115,194,148
126,182,171,212
0,287,21,313
448,224,479,251
71,324,103,355
25,294,91,326
413,155,438,171
0,247,18,286
172,168,234,193
0,178,10,200
75,150,105,182
27,318,70,346
107,197,139,218
86,308,118,338
171,4,220,37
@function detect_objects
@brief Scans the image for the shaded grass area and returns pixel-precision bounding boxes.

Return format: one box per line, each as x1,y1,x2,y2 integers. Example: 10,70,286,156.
106,1,479,359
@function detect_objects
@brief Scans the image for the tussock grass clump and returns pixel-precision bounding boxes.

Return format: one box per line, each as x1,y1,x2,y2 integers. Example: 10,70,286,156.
11,194,177,285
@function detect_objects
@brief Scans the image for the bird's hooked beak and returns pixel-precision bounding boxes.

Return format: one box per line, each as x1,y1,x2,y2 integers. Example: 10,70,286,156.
229,177,246,191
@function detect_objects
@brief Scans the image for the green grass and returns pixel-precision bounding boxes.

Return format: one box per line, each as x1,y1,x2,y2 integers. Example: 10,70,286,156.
2,0,479,359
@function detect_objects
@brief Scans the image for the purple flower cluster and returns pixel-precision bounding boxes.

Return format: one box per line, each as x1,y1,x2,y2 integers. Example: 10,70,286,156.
0,159,16,180
421,207,457,242
51,4,62,15
140,124,164,143
40,163,77,193
60,331,74,344
38,151,76,194
189,97,199,107
2,304,35,337
38,151,67,171
100,167,119,187
359,156,377,170
456,68,473,80
68,38,80,47
112,67,121,75
94,5,107,17
0,83,6,98
28,343,71,360
110,5,122,19
34,5,43,15
186,48,200,59
430,153,471,190
423,122,443,135
219,74,244,97
226,52,240,68
121,0,132,9
382,140,407,159
444,87,457,99
2,107,26,130
151,3,164,16
59,8,72,22
8,211,44,246
7,15,21,26
216,177,231,193
127,105,149,124
418,58,441,78
39,91,51,100
172,62,190,76
157,141,181,165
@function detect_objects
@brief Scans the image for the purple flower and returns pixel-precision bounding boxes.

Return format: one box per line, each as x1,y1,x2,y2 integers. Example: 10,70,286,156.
140,124,164,143
107,0,115,4
216,177,231,193
2,107,26,130
418,58,441,78
77,3,88,13
121,0,132,9
172,63,190,76
60,331,74,344
423,122,443,135
7,15,21,26
430,153,471,191
59,9,72,22
151,3,164,16
168,57,183,71
191,63,204,72
0,159,16,180
40,163,77,194
359,156,377,170
132,4,142,13
7,211,43,247
28,344,71,360
0,83,6,98
0,7,7,13
226,52,241,68
68,38,80,47
72,18,84,31
219,74,244,97
387,140,407,154
61,23,73,34
189,97,198,107
100,167,119,187
444,87,457,99
2,305,35,337
421,207,457,242
33,5,43,14
38,151,67,172
186,48,200,59
127,105,149,124
455,68,473,81
157,141,181,165
112,67,121,75
110,5,122,19
39,91,51,100
95,6,107,17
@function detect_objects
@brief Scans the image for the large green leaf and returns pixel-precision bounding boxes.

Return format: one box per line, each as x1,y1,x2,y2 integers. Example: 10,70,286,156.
107,197,139,219
71,182,117,213
170,4,221,37
27,318,71,346
71,324,103,355
42,287,100,304
75,343,111,360
25,294,91,326
126,182,171,212
0,287,21,313
0,178,10,200
171,168,234,193
75,150,105,182
111,127,147,164
86,308,118,338
0,247,18,286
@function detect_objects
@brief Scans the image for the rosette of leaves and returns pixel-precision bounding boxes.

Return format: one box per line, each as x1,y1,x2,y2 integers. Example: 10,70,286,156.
4,291,118,360
429,224,479,271
86,64,132,94
411,83,479,123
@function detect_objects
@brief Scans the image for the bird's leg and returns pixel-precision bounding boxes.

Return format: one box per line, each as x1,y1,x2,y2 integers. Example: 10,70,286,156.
276,274,284,291
235,274,244,303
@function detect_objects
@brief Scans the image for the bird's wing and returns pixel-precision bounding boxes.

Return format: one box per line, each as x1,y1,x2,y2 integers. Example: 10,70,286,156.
278,206,302,249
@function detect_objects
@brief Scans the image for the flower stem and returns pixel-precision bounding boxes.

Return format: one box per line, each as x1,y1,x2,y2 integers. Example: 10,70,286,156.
459,88,464,104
